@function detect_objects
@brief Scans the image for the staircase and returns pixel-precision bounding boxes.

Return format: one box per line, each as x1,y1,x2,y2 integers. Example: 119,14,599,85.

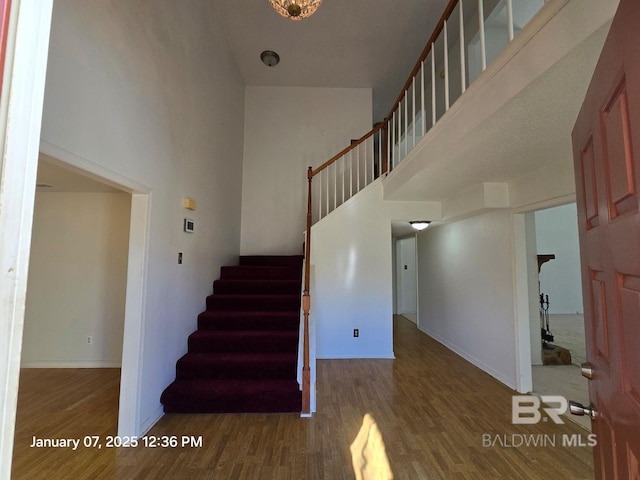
160,255,303,413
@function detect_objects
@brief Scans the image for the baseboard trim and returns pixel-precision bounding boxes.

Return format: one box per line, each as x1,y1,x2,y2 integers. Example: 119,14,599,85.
21,361,121,368
417,325,516,390
316,354,395,360
138,406,164,437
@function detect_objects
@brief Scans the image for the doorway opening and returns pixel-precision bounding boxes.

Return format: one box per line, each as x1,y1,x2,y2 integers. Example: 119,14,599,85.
391,220,419,336
17,147,151,439
523,203,590,430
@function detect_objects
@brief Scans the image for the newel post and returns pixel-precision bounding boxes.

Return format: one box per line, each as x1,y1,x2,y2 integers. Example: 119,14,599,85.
302,166,313,415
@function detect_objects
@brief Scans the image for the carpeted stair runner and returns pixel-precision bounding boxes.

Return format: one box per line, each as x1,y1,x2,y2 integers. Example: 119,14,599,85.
160,255,303,413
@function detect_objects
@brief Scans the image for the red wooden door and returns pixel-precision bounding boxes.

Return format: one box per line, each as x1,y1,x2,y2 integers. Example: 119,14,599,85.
572,0,640,478
0,0,12,93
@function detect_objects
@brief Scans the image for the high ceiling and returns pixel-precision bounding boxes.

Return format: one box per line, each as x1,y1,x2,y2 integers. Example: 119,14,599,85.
214,0,450,122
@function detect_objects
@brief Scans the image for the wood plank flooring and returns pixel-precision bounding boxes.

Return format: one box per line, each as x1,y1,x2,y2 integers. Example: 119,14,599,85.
11,316,594,479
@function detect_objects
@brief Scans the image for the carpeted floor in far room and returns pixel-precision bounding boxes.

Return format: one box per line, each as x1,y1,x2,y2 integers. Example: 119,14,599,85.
533,313,590,431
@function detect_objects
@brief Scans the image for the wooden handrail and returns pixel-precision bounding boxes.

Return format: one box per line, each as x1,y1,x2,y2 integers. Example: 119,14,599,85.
310,122,387,178
386,0,459,121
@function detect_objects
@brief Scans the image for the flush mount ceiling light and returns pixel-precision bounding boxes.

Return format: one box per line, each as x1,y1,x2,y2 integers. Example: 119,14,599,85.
269,0,322,20
410,221,431,231
260,50,280,67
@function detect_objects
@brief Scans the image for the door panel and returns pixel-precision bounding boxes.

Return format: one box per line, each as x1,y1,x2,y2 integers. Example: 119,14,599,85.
602,79,637,219
572,0,640,478
618,274,640,407
589,269,610,361
581,136,600,229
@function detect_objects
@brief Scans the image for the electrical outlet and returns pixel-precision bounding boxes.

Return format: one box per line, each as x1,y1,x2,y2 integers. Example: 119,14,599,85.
178,252,183,264
87,336,93,344
353,329,359,337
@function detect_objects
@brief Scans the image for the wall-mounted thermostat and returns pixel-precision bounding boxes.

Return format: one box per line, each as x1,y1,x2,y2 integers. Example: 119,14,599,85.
184,218,194,233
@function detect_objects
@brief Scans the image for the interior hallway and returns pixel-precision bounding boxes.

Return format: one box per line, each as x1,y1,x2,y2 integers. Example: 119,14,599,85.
12,316,593,479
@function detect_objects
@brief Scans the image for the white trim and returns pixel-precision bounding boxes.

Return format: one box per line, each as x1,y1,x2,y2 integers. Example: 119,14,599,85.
21,362,122,369
511,193,576,214
0,2,54,477
39,140,151,194
316,354,396,360
118,193,151,437
138,405,164,437
511,213,534,394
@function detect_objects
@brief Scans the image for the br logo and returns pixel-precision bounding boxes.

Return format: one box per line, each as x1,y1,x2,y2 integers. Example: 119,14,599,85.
512,395,568,424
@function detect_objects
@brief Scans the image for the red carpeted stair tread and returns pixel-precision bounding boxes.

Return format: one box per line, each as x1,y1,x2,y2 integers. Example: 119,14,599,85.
188,330,298,353
206,294,300,311
197,310,299,331
176,352,298,380
220,265,302,281
160,379,302,413
239,255,304,267
213,279,300,295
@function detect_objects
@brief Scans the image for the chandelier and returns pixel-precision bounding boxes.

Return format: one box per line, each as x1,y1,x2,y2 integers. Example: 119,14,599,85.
269,0,322,20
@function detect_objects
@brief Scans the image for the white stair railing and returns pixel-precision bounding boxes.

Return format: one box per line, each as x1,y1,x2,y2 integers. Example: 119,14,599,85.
300,0,547,416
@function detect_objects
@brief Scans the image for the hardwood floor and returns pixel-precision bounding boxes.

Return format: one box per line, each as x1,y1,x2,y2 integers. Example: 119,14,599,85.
12,316,594,479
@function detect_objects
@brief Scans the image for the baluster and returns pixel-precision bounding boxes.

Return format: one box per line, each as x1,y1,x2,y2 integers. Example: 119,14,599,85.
357,143,361,192
506,0,514,41
444,20,449,112
397,104,401,166
345,151,353,198
431,45,436,126
364,138,368,185
341,155,345,204
318,170,322,220
370,134,374,182
385,121,390,174
325,168,329,217
478,0,486,71
363,141,368,186
460,1,466,94
412,76,416,150
391,111,396,170
420,60,425,136
403,94,408,159
333,161,338,210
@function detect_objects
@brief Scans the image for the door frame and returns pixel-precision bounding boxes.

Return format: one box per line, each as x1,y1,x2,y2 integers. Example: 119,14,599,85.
394,234,419,323
0,2,54,476
39,141,151,438
512,194,577,394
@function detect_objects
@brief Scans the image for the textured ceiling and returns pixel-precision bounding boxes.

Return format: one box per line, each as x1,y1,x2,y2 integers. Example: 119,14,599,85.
214,0,450,122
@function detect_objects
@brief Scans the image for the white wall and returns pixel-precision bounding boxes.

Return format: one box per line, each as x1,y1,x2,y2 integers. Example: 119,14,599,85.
311,183,394,359
311,181,439,359
535,203,583,313
40,0,245,434
22,192,130,367
417,210,518,389
241,86,372,255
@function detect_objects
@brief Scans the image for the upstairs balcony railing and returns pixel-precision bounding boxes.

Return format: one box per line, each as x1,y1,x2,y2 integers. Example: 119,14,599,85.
300,0,547,415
